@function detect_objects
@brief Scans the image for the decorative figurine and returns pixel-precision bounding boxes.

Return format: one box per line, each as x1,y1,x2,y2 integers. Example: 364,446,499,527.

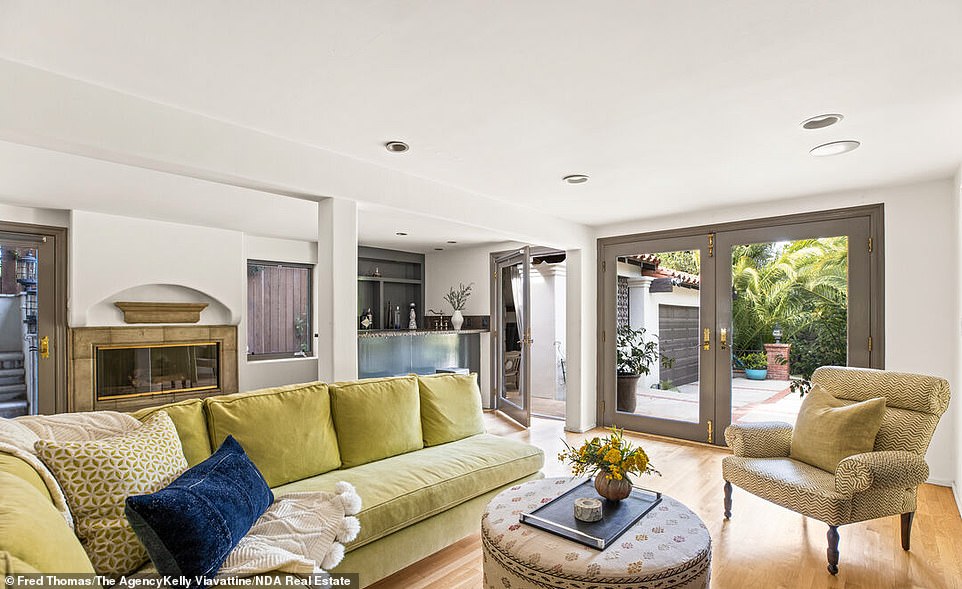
360,310,372,330
372,266,381,277
408,303,417,330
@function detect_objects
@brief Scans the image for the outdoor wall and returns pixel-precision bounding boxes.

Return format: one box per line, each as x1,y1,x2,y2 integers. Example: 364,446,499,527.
530,262,566,402
0,295,23,351
596,178,960,487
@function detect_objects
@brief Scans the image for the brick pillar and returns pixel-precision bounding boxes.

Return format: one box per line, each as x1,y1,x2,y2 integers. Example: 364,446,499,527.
764,343,791,380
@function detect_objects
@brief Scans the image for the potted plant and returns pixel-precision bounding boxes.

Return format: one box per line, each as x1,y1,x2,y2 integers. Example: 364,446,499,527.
739,352,768,380
443,282,473,331
558,427,660,501
616,325,659,412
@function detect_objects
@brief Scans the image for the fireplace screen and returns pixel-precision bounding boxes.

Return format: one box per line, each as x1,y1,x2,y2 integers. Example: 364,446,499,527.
95,342,220,400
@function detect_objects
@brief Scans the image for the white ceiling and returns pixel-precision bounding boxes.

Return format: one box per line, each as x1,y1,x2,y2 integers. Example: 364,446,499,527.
1,1,961,227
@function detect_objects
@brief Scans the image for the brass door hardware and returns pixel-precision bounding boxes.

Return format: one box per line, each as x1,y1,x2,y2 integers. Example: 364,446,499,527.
707,420,713,443
40,336,50,359
702,328,711,351
719,328,728,350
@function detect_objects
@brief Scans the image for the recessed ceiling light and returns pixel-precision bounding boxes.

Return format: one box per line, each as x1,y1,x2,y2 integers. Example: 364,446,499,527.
446,240,457,244
563,174,589,184
810,140,861,157
385,141,409,153
801,114,844,130
434,247,444,251
395,231,408,236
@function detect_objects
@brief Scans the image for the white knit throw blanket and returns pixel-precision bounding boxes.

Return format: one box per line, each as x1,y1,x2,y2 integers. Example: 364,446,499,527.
220,484,362,575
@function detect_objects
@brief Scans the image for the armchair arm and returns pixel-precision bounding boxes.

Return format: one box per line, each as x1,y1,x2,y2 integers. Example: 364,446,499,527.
724,421,793,458
835,451,929,495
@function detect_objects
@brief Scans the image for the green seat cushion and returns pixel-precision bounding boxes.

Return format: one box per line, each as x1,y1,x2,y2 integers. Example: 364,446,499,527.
330,376,423,467
273,434,544,548
0,452,51,502
790,385,886,473
417,373,485,446
132,398,212,466
205,383,340,487
0,471,94,573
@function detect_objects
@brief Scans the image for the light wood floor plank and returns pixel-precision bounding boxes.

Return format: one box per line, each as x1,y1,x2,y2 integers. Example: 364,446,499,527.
369,414,962,589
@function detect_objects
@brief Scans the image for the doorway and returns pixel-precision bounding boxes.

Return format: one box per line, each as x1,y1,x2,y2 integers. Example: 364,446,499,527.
598,205,882,445
492,247,567,427
0,222,67,417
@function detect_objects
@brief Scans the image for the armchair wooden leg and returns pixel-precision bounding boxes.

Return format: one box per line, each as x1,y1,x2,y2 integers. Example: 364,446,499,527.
827,525,840,575
901,512,915,551
723,481,732,519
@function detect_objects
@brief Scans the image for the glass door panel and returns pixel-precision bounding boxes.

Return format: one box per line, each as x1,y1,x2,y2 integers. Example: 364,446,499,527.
495,248,531,427
603,236,716,443
715,217,871,437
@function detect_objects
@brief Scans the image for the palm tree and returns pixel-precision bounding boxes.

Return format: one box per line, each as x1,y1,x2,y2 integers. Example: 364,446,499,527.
731,238,848,376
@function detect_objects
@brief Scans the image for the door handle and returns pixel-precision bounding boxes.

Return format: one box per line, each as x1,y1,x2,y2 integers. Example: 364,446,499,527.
719,328,728,350
40,336,50,359
703,328,711,351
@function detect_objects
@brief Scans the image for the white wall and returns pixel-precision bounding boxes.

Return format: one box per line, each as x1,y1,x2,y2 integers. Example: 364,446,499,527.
0,202,68,228
954,165,962,510
67,210,321,392
424,242,520,407
530,262,566,402
597,178,959,486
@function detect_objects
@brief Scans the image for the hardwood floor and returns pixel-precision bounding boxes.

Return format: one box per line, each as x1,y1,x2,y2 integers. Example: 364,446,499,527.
369,413,962,589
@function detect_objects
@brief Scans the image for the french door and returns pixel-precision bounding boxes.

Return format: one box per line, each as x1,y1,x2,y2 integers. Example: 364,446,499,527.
493,247,532,427
599,206,882,445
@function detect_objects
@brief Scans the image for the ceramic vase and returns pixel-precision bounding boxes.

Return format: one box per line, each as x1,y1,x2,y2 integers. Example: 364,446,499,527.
451,309,464,331
595,474,632,501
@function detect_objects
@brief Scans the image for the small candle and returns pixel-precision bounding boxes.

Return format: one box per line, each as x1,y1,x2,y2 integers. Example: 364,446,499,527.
574,497,603,522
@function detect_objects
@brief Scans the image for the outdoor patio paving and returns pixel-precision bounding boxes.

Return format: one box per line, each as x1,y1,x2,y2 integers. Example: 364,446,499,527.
628,376,803,425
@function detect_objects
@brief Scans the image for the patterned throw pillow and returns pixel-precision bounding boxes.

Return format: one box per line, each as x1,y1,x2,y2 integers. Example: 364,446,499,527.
35,411,188,576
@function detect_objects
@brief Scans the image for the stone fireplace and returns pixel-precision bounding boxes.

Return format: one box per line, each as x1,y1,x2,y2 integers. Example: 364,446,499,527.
69,325,238,412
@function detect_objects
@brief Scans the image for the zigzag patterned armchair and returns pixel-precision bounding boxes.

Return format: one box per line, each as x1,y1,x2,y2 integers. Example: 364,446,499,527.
721,366,950,575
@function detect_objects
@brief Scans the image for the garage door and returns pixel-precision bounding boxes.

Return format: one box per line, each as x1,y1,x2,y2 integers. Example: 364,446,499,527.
658,305,699,387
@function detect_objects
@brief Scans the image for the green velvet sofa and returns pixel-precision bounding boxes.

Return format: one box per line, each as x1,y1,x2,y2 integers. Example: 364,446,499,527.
0,373,544,585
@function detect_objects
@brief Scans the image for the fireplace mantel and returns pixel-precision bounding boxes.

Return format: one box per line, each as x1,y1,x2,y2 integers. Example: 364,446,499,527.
114,301,209,324
69,325,238,412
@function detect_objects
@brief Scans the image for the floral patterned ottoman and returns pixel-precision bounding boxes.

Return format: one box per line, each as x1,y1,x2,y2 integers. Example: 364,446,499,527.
481,477,711,589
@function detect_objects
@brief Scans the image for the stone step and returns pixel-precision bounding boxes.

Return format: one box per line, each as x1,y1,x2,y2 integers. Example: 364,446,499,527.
0,399,28,418
0,368,24,378
0,374,24,386
0,351,24,362
0,383,27,401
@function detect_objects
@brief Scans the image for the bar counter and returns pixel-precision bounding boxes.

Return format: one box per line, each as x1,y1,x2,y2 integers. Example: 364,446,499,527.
357,329,484,378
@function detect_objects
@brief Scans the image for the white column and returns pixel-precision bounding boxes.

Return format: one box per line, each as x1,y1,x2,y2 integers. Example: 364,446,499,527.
564,249,596,432
626,276,657,387
317,198,358,382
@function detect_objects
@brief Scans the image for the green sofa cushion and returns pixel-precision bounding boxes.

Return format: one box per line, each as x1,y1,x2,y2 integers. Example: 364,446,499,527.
272,433,544,548
0,452,51,502
330,376,423,467
132,398,212,466
205,383,341,487
0,472,94,573
417,373,485,446
790,385,886,473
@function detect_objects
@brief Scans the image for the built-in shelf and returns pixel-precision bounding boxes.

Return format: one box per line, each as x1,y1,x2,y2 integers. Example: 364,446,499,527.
357,246,425,330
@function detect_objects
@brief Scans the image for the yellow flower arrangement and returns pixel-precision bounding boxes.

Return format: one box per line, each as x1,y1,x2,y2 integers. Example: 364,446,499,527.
558,427,660,482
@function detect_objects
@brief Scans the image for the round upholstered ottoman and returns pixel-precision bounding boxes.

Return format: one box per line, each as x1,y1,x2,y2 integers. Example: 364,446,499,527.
481,477,711,589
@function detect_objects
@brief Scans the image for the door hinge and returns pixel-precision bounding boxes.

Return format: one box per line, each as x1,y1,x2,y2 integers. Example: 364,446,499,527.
602,260,606,272
600,400,605,415
708,233,715,257
868,336,873,352
493,269,498,280
602,330,606,342
707,419,713,443
868,237,873,253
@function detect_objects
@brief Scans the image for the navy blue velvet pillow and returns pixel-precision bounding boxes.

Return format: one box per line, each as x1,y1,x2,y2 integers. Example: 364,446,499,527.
125,435,274,578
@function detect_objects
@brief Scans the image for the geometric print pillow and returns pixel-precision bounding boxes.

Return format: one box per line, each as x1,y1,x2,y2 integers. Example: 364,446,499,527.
35,411,188,576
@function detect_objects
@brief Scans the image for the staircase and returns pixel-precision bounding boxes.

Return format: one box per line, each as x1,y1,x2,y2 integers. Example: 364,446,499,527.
0,351,28,418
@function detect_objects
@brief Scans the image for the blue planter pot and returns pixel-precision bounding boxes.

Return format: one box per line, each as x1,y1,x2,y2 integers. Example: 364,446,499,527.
745,368,768,381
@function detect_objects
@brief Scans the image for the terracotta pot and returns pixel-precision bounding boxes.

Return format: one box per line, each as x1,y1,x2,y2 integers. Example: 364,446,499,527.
594,474,633,501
